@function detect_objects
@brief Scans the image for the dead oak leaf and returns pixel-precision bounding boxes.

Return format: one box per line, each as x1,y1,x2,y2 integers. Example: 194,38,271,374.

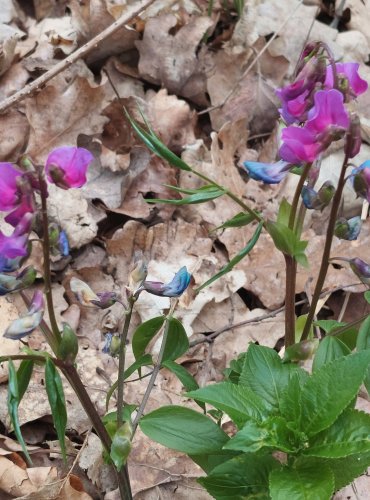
136,14,213,103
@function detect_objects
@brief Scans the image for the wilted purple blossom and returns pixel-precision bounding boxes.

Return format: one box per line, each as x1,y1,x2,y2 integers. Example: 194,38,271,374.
349,258,370,286
143,267,191,297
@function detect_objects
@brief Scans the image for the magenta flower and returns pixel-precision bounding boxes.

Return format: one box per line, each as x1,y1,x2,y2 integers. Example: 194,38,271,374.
5,194,35,228
279,127,321,164
276,56,326,101
325,62,368,99
45,146,94,189
351,161,370,202
280,91,310,125
243,160,292,184
0,230,28,259
305,89,349,136
0,163,24,211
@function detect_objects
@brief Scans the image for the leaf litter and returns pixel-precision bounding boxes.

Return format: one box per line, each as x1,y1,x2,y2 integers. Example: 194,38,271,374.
0,0,370,497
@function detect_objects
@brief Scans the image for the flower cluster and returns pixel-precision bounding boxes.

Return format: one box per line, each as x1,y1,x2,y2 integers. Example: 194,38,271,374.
0,146,94,339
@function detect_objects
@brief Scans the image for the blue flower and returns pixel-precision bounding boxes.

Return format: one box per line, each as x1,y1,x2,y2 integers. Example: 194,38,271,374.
334,216,362,241
143,267,191,297
243,160,291,184
301,181,335,210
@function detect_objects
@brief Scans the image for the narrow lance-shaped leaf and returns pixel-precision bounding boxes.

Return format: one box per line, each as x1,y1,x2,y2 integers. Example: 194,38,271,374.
125,110,192,171
7,359,32,465
211,212,256,231
45,358,67,463
196,222,263,292
17,359,34,402
146,185,226,205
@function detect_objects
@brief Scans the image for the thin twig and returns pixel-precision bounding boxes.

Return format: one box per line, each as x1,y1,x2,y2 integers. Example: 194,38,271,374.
0,0,156,114
189,282,364,347
338,291,351,322
198,0,304,116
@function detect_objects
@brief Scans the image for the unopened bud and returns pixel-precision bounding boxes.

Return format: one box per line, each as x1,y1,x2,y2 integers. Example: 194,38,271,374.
58,323,79,364
345,114,362,159
334,216,362,241
128,251,148,296
283,339,319,362
102,333,120,357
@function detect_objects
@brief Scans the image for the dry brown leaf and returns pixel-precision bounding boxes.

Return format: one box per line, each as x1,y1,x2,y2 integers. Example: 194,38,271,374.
136,14,214,104
0,61,29,103
0,109,30,161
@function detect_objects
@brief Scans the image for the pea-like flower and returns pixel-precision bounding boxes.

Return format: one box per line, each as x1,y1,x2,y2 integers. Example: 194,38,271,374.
143,267,191,297
325,62,368,100
45,146,94,189
349,258,370,286
243,160,292,184
0,163,24,211
301,181,335,210
0,266,36,296
351,161,370,202
279,127,321,164
70,277,121,309
334,216,362,241
4,290,44,340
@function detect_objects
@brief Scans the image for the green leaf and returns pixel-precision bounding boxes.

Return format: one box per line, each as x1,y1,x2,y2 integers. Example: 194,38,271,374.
110,422,131,471
126,112,192,171
269,460,334,500
314,319,347,334
45,358,67,463
224,353,247,384
106,354,153,410
279,370,309,428
132,316,165,361
283,339,319,363
365,291,370,304
314,320,358,350
186,382,268,428
277,198,291,227
294,314,313,343
199,453,279,500
356,315,370,351
17,360,34,402
146,185,226,205
266,221,308,267
196,222,263,292
162,317,189,361
140,406,229,455
305,408,370,458
162,360,198,392
299,350,370,437
224,416,301,454
190,450,240,475
239,344,304,412
312,336,351,372
7,360,32,465
212,212,256,231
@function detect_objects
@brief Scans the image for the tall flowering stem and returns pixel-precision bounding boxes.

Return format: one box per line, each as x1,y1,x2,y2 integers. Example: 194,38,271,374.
301,153,350,341
38,168,61,346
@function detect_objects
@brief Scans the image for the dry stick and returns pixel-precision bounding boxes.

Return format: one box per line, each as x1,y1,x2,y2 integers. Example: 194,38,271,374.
198,0,304,116
189,282,365,347
0,0,156,114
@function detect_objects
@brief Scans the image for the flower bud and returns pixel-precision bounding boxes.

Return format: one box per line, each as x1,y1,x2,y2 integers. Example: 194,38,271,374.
334,216,362,241
58,323,79,363
349,258,370,286
128,251,148,296
102,333,120,357
283,339,319,362
70,277,120,309
345,114,361,159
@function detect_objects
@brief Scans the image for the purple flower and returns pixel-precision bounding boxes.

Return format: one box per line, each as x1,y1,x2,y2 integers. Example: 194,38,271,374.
143,267,191,297
279,127,321,164
280,91,310,125
349,258,370,286
0,230,28,259
345,114,362,159
243,160,292,184
325,62,368,99
4,290,44,340
276,56,326,102
45,146,94,189
5,194,35,228
306,89,349,136
0,163,24,211
70,277,121,308
334,216,362,241
351,161,370,202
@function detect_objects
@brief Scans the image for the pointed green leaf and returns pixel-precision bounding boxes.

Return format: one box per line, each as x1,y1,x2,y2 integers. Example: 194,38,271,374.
314,320,347,334
277,198,291,227
199,453,279,500
305,409,370,458
269,460,334,500
224,416,301,454
132,316,165,361
365,291,370,304
140,406,229,455
196,222,263,292
356,315,370,351
186,382,268,428
279,370,309,428
146,186,225,205
240,344,305,412
17,360,34,402
162,360,198,391
212,212,256,231
299,350,370,437
7,360,32,465
312,336,351,372
162,317,189,361
266,221,308,267
45,358,67,463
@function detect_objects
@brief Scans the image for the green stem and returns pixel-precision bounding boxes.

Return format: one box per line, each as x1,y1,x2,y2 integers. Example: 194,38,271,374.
288,163,311,229
117,298,135,426
131,304,175,437
38,170,61,344
301,154,350,341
